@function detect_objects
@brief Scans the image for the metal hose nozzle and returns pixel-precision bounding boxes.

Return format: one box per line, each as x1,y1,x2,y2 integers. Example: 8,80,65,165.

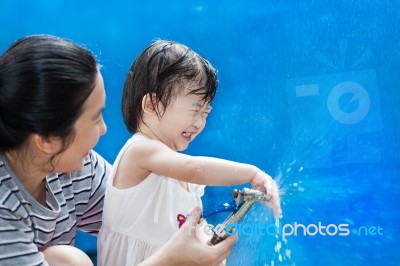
206,188,271,246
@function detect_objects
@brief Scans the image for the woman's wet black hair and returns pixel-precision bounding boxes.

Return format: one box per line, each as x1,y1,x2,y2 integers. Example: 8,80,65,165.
122,39,217,133
0,34,99,157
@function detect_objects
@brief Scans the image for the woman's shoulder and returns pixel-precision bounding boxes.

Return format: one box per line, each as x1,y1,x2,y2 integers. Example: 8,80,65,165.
70,150,111,178
0,154,20,199
63,150,111,194
0,157,30,221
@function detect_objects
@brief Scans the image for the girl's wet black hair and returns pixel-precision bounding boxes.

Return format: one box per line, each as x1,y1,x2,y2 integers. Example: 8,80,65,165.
0,34,98,155
122,39,217,133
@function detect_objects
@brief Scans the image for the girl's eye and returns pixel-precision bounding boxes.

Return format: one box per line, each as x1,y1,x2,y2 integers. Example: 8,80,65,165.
201,111,210,118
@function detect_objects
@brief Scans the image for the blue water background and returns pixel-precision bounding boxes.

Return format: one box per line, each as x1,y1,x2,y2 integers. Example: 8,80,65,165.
1,1,399,265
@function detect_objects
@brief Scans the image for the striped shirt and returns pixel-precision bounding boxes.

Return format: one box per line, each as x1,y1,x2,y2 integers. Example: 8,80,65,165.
0,150,111,266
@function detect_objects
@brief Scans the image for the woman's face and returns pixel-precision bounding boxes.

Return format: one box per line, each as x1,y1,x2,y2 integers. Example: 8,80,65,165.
52,72,107,173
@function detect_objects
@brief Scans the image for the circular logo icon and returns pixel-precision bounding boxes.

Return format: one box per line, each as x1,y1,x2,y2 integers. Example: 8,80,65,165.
327,81,370,124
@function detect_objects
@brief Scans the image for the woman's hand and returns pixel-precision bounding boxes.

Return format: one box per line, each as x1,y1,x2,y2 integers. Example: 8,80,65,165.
140,206,237,266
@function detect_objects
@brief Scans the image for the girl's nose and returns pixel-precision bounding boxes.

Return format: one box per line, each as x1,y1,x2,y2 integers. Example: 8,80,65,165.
193,114,205,128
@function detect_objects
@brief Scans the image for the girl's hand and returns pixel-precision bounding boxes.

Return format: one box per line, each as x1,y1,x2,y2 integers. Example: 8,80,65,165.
250,170,282,218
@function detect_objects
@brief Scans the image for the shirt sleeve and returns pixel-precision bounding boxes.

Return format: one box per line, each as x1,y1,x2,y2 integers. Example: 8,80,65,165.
74,150,111,236
0,197,49,265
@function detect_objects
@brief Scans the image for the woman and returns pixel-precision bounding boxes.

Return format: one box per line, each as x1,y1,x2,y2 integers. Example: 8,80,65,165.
0,34,236,266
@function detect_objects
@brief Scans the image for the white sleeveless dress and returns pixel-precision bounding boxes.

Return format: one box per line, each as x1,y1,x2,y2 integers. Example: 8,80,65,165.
97,134,204,266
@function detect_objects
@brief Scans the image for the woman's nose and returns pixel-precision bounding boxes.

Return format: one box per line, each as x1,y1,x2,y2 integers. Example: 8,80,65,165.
100,119,107,136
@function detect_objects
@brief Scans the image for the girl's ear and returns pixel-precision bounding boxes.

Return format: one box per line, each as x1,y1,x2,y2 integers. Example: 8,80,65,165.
142,93,159,115
32,134,61,155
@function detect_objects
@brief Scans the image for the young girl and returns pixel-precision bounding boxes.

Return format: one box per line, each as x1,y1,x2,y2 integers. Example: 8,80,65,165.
97,40,281,266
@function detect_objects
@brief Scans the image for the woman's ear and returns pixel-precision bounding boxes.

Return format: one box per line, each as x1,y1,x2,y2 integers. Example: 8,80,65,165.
142,93,159,116
32,134,61,155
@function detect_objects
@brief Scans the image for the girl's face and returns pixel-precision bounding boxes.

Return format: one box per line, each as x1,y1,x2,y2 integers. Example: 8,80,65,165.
52,72,107,172
156,85,212,151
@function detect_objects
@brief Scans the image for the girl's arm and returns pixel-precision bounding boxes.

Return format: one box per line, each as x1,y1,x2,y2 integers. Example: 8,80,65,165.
115,139,281,218
121,139,258,185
